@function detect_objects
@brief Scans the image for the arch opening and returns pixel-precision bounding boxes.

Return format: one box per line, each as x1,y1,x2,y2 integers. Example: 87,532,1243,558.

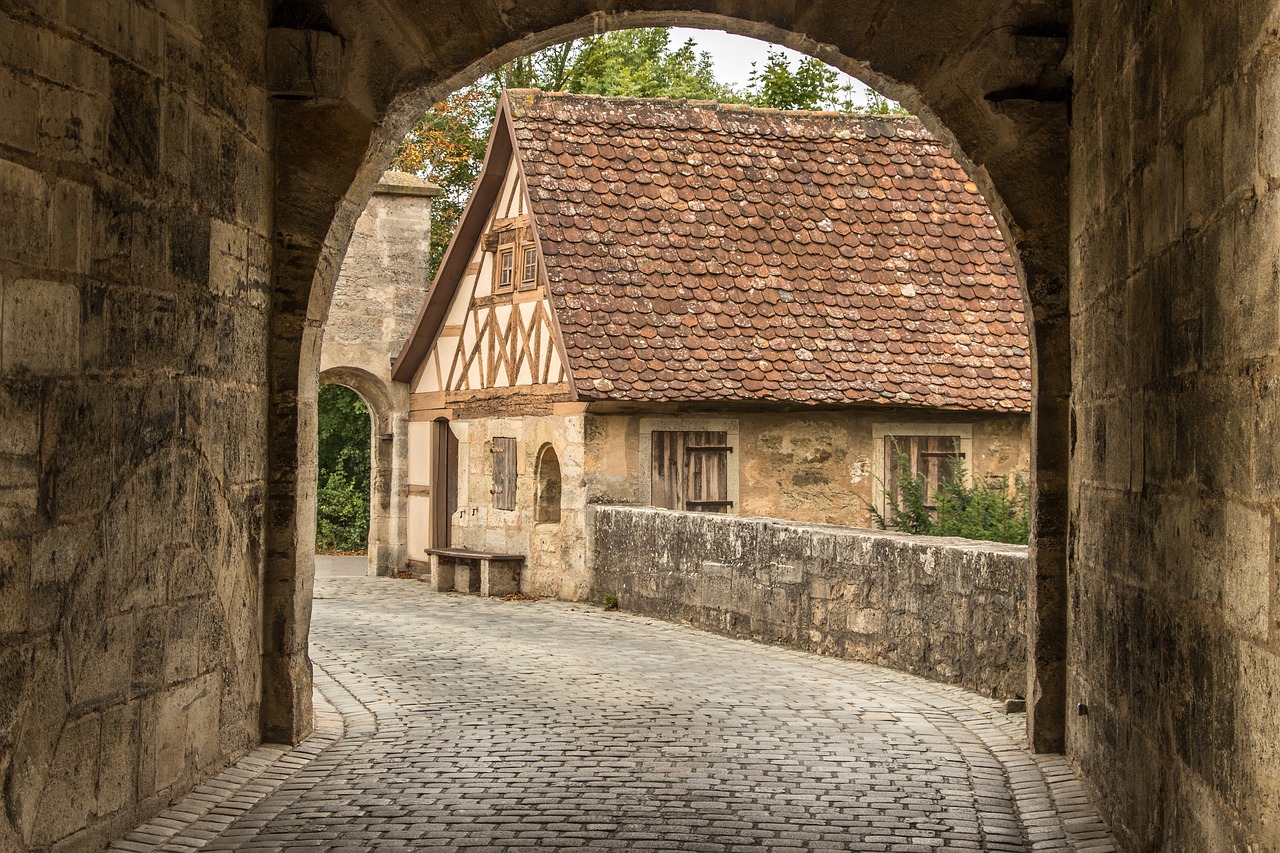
272,4,1070,754
535,444,563,524
315,383,374,558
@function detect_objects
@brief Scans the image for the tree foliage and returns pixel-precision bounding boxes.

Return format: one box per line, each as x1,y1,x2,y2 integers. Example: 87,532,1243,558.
868,444,1029,545
391,87,496,279
564,29,739,100
316,384,371,552
748,49,841,110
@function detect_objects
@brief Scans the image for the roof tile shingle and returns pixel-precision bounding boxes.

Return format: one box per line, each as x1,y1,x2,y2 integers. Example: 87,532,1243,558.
506,90,1031,412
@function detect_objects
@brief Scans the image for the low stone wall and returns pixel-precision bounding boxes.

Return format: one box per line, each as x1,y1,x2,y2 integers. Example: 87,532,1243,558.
588,506,1027,700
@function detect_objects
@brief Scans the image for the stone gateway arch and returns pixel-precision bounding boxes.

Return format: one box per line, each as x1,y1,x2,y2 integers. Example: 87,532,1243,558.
0,0,1273,851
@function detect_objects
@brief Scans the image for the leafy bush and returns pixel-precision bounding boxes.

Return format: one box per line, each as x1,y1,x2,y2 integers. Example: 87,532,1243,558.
868,446,1029,545
316,385,371,552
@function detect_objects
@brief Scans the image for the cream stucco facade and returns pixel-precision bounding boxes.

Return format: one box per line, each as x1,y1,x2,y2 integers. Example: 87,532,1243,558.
406,403,1029,600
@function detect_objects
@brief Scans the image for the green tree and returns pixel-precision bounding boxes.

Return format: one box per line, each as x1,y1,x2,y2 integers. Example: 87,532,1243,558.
747,49,839,110
315,384,371,552
564,29,739,100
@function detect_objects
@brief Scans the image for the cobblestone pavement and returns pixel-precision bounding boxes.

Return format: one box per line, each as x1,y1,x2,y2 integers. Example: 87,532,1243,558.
113,577,1116,852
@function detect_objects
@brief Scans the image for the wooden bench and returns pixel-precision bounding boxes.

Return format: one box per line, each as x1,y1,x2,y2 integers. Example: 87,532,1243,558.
424,547,524,597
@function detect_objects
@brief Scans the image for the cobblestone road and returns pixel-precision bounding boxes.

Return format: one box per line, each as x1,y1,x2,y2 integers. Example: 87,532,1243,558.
113,577,1116,852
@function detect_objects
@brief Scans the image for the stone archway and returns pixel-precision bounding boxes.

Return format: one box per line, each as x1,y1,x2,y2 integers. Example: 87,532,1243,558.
263,0,1071,752
316,366,407,579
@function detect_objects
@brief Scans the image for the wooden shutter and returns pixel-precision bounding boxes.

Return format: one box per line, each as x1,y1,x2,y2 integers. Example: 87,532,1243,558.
491,437,517,510
651,431,732,512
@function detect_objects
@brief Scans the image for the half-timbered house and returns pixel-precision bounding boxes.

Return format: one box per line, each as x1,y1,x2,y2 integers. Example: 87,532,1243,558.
392,90,1032,600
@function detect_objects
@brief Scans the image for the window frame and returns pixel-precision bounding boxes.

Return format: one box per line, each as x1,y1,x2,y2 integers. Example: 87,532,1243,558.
519,244,539,290
870,423,973,517
639,417,740,514
495,245,515,291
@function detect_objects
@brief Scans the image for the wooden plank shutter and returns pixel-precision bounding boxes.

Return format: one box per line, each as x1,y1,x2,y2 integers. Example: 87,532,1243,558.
884,434,963,512
651,431,732,513
651,431,683,510
491,437,517,510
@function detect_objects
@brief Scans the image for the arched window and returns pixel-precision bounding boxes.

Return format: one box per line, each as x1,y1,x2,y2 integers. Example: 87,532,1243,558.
535,444,562,523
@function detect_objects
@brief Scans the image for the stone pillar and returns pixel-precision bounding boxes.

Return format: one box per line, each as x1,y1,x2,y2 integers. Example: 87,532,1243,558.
1022,244,1070,755
263,90,374,742
318,175,439,577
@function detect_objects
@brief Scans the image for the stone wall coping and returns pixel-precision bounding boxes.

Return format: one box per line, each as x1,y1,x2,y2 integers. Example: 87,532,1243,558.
589,504,1029,558
376,171,443,197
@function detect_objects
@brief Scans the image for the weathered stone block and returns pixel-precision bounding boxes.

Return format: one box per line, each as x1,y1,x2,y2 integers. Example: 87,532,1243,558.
30,712,101,847
163,600,201,683
0,537,30,635
38,84,105,163
8,641,72,843
96,701,139,818
154,674,221,793
0,66,38,152
0,279,80,375
0,160,49,266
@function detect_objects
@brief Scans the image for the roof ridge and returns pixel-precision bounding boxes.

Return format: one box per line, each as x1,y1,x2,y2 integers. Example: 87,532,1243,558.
503,87,919,123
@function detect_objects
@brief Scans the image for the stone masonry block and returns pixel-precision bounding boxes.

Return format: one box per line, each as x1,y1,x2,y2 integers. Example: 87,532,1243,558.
154,674,221,793
1219,503,1271,642
0,66,38,152
1,279,80,375
38,83,105,164
0,537,30,635
97,701,139,818
8,641,70,840
0,379,39,456
0,159,50,266
52,179,93,275
30,711,101,847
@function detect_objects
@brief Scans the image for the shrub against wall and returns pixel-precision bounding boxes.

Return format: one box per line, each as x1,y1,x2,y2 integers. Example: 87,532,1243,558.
316,385,371,551
870,446,1029,545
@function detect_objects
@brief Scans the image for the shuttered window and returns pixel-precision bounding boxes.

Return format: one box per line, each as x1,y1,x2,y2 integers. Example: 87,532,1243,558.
885,435,964,512
491,437,517,510
651,431,733,512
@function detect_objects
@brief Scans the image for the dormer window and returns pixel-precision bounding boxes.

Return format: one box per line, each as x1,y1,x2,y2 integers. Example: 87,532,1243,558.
496,245,515,291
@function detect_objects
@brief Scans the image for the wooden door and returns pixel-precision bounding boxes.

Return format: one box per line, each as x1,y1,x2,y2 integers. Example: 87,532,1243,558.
431,418,458,547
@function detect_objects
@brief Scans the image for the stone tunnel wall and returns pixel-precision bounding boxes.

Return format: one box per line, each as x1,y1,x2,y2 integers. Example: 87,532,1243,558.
588,507,1027,701
1071,0,1280,849
0,3,272,851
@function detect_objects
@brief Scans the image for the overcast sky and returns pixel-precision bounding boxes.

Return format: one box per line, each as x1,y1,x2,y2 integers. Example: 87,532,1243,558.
668,27,873,101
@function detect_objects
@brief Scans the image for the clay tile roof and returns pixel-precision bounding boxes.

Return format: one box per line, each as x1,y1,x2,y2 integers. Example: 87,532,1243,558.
511,90,1030,411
